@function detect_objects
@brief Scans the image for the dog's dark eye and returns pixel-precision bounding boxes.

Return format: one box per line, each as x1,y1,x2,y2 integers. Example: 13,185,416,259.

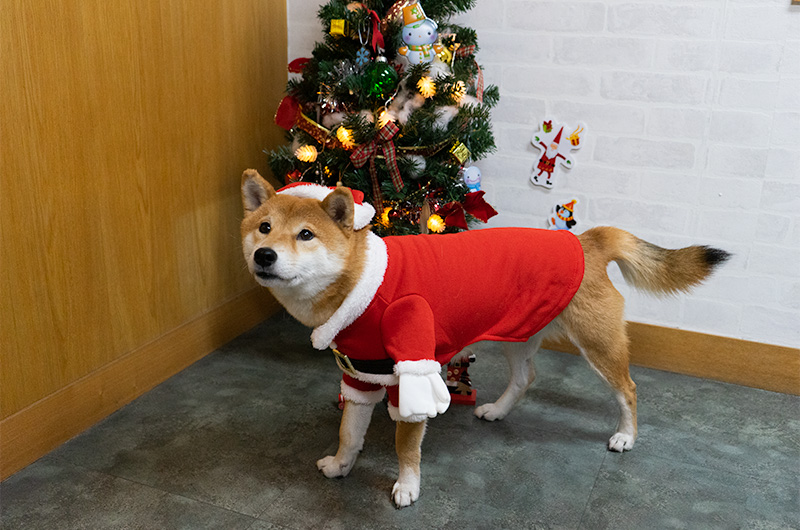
297,229,314,241
259,222,271,234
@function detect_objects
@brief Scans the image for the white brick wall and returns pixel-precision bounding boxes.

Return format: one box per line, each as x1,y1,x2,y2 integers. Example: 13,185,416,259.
286,0,800,348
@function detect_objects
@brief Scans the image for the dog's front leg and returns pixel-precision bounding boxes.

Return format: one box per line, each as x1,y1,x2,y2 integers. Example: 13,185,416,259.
317,400,374,478
392,420,427,508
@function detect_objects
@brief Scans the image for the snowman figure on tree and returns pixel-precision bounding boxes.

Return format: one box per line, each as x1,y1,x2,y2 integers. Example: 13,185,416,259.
397,3,444,65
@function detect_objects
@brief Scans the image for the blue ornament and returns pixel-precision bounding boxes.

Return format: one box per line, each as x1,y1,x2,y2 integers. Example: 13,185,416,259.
355,46,370,68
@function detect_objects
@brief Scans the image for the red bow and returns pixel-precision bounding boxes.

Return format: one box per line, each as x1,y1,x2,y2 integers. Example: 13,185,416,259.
367,10,385,52
437,191,498,229
288,57,311,73
275,95,300,130
350,122,403,209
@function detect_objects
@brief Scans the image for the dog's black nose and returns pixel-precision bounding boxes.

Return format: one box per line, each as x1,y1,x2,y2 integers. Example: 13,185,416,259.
254,247,278,267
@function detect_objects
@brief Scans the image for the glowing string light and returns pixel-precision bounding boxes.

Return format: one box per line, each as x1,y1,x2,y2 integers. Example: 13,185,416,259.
427,214,445,233
295,144,318,162
417,76,436,98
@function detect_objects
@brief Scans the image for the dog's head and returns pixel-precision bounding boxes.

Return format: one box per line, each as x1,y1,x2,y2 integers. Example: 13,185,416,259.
240,170,364,302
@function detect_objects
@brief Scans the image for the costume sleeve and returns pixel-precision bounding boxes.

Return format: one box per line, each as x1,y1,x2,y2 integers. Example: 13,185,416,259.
381,295,450,421
380,294,436,363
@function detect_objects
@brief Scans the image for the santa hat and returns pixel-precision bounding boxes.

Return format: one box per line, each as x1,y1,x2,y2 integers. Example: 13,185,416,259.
403,3,436,29
277,182,376,229
553,127,564,144
561,199,577,212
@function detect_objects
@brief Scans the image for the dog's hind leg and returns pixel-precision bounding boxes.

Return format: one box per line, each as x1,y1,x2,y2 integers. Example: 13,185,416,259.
570,326,638,452
317,400,374,478
392,420,427,508
474,335,542,421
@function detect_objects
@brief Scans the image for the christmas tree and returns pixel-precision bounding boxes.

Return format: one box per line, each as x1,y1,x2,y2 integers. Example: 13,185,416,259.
268,0,499,236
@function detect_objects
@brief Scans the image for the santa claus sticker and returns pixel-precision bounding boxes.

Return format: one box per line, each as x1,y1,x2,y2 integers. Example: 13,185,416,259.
530,119,586,189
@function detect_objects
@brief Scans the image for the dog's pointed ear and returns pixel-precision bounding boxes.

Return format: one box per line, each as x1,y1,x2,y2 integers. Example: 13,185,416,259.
242,169,276,214
322,187,355,231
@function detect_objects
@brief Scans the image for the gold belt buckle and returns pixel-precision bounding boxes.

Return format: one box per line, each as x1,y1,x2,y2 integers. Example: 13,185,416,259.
332,348,356,376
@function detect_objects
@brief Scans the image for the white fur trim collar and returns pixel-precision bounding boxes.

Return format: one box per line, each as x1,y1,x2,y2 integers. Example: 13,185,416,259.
311,231,388,350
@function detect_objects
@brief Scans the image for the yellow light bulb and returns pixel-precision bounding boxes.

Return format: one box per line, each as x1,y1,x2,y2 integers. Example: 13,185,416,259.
380,207,392,227
336,127,355,149
378,109,396,129
452,80,467,102
427,214,445,233
417,76,436,98
295,144,318,163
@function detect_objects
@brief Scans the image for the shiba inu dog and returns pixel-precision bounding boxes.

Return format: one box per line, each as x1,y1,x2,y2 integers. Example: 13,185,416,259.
240,169,730,508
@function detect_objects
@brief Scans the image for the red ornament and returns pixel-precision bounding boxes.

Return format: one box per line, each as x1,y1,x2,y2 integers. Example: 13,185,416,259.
285,169,302,185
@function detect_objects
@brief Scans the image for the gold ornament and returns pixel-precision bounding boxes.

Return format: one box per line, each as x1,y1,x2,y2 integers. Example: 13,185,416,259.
427,214,446,233
336,127,355,149
449,142,471,164
295,144,318,163
417,76,436,98
330,19,349,37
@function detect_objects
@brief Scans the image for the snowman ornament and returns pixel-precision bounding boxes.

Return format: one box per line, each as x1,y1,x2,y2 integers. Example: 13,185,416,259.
397,3,443,65
462,166,481,192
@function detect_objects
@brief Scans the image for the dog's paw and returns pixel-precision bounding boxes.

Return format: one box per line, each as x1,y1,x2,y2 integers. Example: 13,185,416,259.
316,455,354,478
608,433,635,452
392,478,420,508
474,403,508,422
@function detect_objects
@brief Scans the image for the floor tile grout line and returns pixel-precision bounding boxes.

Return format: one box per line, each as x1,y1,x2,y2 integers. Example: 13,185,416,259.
577,449,608,529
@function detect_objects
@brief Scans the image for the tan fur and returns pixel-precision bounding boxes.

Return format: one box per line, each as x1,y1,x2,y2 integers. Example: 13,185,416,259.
240,170,368,328
240,170,729,506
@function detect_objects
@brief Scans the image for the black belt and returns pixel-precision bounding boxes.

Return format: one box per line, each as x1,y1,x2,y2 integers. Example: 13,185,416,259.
333,349,395,375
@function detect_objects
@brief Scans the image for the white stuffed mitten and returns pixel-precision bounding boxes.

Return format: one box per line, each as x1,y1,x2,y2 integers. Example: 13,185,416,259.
395,360,451,422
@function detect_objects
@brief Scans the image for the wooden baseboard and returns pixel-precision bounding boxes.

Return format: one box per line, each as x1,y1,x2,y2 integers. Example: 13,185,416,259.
0,288,279,480
544,322,799,396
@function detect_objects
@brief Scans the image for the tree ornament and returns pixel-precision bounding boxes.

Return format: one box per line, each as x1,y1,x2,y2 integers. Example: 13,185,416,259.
461,166,481,192
365,57,399,100
427,214,446,233
285,169,302,185
397,3,443,65
530,118,586,189
417,76,436,98
295,144,318,163
330,19,349,37
449,142,471,165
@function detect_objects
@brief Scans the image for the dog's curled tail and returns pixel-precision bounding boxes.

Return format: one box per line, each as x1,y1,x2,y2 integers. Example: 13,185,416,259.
582,226,731,296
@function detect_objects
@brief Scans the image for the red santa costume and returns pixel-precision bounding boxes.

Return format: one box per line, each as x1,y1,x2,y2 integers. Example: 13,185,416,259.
310,227,585,422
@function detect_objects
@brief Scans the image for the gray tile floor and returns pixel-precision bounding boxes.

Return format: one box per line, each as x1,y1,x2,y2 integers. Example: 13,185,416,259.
2,312,798,529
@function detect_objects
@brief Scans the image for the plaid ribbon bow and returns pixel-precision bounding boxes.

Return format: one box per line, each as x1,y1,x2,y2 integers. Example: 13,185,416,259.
350,122,404,209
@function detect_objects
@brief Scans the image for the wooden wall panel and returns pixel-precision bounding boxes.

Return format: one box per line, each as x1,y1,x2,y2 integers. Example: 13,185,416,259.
0,0,287,418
